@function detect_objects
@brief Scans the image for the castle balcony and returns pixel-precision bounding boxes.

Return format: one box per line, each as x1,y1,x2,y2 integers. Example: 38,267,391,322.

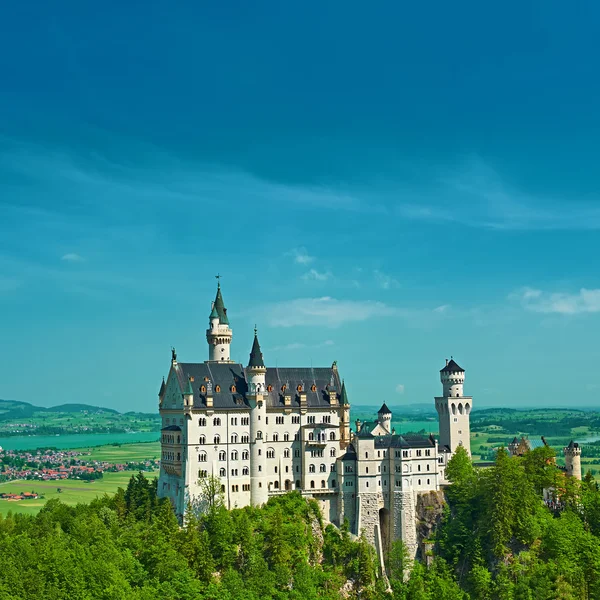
161,459,182,477
305,437,328,447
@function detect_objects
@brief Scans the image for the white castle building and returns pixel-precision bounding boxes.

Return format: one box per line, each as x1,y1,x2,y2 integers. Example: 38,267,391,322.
158,282,473,558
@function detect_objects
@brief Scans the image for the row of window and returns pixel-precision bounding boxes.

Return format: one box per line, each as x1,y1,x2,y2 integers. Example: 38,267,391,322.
161,434,180,444
162,451,180,461
197,415,334,427
197,430,337,445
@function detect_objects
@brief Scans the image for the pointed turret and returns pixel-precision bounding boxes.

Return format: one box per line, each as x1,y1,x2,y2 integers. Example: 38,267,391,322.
248,327,265,368
213,282,229,325
158,377,166,398
206,277,233,362
185,377,194,396
378,402,392,415
341,380,350,405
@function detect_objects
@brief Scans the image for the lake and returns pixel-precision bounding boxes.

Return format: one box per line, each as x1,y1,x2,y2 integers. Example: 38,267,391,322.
0,431,159,451
392,420,439,434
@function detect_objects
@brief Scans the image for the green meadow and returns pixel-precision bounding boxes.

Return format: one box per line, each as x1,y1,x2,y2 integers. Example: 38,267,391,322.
0,470,144,516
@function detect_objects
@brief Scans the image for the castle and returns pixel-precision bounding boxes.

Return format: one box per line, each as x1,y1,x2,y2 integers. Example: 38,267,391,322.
157,281,475,558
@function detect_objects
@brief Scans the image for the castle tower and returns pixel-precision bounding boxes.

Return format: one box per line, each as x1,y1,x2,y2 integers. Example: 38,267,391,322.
206,280,233,362
564,440,582,480
246,328,269,505
377,402,392,434
435,358,472,456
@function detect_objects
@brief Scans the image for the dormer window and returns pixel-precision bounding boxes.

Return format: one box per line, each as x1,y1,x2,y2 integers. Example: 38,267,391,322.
267,385,273,392
297,385,303,392
281,385,286,392
311,384,317,392
201,385,206,394
231,385,236,393
215,385,221,393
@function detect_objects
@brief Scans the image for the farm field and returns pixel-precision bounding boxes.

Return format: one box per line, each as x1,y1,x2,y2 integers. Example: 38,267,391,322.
0,470,150,516
83,441,161,462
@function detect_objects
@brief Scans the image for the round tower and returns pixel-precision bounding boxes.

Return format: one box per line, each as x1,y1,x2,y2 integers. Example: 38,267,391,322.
564,441,582,480
377,402,392,434
435,357,472,456
247,328,269,506
206,280,233,362
440,357,464,397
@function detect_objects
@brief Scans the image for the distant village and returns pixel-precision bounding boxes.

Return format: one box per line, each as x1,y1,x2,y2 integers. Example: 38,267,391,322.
0,446,159,500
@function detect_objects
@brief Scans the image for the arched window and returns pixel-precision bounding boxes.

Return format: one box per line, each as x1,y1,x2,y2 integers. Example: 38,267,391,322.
267,448,275,459
309,432,314,441
284,448,290,458
274,481,279,489
199,436,206,445
465,403,471,415
329,432,335,441
214,435,220,444
177,435,180,444
256,431,263,440
231,450,238,460
213,418,221,426
198,452,207,462
219,451,226,461
310,480,315,489
273,433,279,442
330,463,336,472
199,418,206,427
320,464,326,472
451,404,456,415
220,468,226,477
309,464,316,473
330,448,336,457
321,480,326,488
242,466,249,475
296,480,301,488
231,433,238,443
177,452,181,461
458,403,463,415
241,435,249,443
242,451,249,460
284,432,289,441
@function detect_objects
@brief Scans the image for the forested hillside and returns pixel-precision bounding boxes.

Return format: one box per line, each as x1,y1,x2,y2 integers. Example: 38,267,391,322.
1,449,600,598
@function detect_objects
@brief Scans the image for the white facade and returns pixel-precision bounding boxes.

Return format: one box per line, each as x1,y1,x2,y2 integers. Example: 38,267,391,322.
157,282,472,561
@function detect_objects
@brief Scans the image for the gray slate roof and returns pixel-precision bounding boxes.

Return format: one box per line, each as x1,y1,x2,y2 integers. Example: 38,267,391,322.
374,434,436,449
171,363,342,410
441,358,464,373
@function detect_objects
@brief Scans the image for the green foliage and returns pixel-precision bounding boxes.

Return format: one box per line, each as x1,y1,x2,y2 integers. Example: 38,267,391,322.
437,443,600,599
0,476,383,599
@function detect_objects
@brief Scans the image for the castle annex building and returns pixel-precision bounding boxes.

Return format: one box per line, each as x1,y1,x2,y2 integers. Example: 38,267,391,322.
158,282,474,558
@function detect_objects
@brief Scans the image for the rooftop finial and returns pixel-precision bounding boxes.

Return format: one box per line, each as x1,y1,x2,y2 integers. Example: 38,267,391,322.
254,324,257,336
171,347,177,362
215,273,221,288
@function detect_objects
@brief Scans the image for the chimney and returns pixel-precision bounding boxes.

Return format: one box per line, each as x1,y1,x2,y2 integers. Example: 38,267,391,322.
445,358,449,366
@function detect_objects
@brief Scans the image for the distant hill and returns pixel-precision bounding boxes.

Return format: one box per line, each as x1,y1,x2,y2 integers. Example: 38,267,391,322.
0,399,154,421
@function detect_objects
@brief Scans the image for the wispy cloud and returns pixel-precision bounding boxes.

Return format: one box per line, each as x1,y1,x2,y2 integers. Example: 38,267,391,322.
433,304,450,313
269,339,335,352
302,269,332,282
374,270,400,290
265,297,397,327
287,247,315,265
512,286,600,315
395,384,405,394
61,253,85,263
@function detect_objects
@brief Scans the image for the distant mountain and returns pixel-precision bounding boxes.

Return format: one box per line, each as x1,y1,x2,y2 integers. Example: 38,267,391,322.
45,403,119,414
0,399,156,421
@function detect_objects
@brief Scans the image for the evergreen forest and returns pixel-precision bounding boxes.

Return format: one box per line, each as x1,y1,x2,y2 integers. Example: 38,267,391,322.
1,447,600,599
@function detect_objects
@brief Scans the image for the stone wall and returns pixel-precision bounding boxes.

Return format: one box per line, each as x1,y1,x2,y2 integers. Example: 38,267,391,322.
415,490,445,559
357,492,382,545
393,491,417,559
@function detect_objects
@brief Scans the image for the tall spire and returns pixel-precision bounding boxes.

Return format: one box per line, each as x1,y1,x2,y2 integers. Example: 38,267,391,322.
212,280,229,325
248,326,265,368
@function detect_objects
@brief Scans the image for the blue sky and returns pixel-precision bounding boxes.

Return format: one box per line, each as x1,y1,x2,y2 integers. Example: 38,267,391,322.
1,1,600,412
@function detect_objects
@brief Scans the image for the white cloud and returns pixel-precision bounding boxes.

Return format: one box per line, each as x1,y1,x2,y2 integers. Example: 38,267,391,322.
302,269,332,282
395,384,405,394
512,286,600,315
374,270,400,290
433,304,450,313
270,339,335,352
266,297,396,327
61,253,85,263
288,247,315,265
